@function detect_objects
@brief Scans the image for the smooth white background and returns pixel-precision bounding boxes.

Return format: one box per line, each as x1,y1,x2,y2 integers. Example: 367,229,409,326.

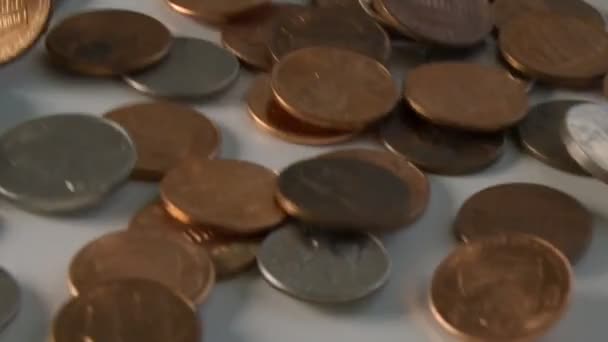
1,0,608,341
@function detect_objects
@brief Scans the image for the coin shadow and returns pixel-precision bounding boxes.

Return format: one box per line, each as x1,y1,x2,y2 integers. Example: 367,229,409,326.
478,135,519,176
540,293,608,342
0,91,36,133
215,123,240,159
573,214,608,279
0,285,50,342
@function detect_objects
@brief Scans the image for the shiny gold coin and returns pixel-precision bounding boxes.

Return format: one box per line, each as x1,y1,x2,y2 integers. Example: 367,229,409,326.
272,47,398,130
69,230,215,305
431,233,572,342
52,279,198,342
168,0,270,23
0,0,50,64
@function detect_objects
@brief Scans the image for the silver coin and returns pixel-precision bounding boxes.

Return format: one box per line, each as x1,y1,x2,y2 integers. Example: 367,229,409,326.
257,223,391,303
0,268,20,331
123,37,240,99
0,114,136,213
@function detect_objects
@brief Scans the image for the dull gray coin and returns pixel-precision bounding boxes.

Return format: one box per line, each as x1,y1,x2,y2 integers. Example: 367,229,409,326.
0,268,20,331
0,114,136,213
123,37,240,99
257,223,390,303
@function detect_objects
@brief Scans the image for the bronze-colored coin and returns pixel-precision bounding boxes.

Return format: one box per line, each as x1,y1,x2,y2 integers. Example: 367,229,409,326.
318,148,429,225
161,159,286,235
272,47,398,130
247,75,356,145
69,230,215,305
0,0,50,64
430,233,572,342
45,10,172,76
380,104,504,174
405,62,528,132
168,0,270,23
269,8,391,63
103,102,220,181
276,158,410,232
380,0,493,48
371,0,412,36
52,279,198,342
454,183,592,263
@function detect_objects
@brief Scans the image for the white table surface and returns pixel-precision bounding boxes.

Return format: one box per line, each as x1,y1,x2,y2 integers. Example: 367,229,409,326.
2,0,608,341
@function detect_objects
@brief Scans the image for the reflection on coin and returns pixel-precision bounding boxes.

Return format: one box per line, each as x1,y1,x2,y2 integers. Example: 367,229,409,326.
168,0,270,23
431,233,571,342
124,37,240,99
104,102,220,181
0,0,50,64
0,268,19,332
454,183,592,263
46,10,171,76
53,279,198,342
272,47,398,130
517,101,588,175
257,223,390,303
380,104,504,174
0,114,135,213
69,230,215,305
276,158,409,232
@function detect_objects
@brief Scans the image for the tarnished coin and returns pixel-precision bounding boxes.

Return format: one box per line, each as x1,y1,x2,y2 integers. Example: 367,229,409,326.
269,8,391,63
0,0,50,64
405,62,528,132
46,10,172,76
257,223,390,303
69,230,215,305
318,148,429,225
104,102,220,181
161,159,286,235
0,114,135,213
168,0,270,23
380,105,504,175
276,158,409,232
431,234,572,342
53,279,198,342
0,268,19,332
247,75,355,145
124,37,240,99
454,183,592,263
272,47,398,130
517,100,588,175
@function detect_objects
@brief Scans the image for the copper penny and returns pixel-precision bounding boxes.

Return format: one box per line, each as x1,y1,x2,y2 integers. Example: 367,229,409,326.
380,104,504,174
431,233,572,342
318,148,429,225
276,158,410,232
272,47,398,130
405,62,528,132
45,10,172,76
0,0,51,64
371,0,413,37
69,230,215,305
168,0,270,23
247,75,355,145
268,8,391,63
161,159,286,235
52,279,198,342
454,183,593,263
103,102,220,181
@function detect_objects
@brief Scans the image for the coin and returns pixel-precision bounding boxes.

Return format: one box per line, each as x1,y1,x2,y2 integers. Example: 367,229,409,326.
318,148,429,225
161,159,286,235
52,279,198,342
271,47,398,130
0,0,50,64
103,101,220,181
517,100,588,176
69,230,215,305
380,104,504,174
0,268,19,332
454,183,592,263
276,158,409,232
247,75,355,145
257,223,390,303
430,233,572,342
168,0,270,23
370,0,412,36
405,62,528,132
604,74,608,98
268,8,391,63
123,37,240,99
0,114,136,213
45,10,172,76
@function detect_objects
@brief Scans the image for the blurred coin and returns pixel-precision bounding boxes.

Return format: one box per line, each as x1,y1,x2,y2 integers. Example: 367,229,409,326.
0,114,135,213
52,279,198,342
124,37,239,99
104,101,220,181
431,233,571,342
370,0,414,37
257,223,390,303
0,0,50,64
0,268,19,332
272,47,398,130
46,10,171,76
168,0,270,23
69,230,215,305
